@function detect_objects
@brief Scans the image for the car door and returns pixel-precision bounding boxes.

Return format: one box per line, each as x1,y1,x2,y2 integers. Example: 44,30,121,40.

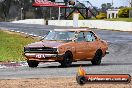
84,31,99,59
74,32,88,60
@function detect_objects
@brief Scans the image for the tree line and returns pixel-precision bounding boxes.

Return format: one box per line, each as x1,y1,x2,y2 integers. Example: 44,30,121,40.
0,0,39,21
0,0,127,21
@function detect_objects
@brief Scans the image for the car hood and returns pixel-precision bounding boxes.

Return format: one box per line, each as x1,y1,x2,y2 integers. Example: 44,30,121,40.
26,41,65,48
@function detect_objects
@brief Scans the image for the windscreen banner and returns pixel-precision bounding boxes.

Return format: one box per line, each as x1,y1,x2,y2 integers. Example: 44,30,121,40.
32,0,67,7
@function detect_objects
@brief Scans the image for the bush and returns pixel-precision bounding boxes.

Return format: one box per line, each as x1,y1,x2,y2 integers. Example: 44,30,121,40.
69,13,85,20
79,14,85,20
118,8,129,18
118,8,132,18
0,17,4,21
96,12,107,19
25,11,35,19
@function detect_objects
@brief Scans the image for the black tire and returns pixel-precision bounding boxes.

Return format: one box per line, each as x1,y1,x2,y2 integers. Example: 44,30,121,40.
60,52,73,67
91,50,102,65
27,60,39,67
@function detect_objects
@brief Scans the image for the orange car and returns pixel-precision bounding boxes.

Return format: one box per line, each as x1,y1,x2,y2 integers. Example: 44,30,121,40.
24,28,108,67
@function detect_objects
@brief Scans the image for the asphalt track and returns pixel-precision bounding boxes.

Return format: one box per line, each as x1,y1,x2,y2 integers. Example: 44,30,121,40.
0,22,132,79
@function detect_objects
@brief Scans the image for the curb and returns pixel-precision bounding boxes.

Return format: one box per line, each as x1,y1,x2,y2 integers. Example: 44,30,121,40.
0,28,44,39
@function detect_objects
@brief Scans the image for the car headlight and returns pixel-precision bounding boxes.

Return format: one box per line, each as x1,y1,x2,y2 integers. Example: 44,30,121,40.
24,47,30,52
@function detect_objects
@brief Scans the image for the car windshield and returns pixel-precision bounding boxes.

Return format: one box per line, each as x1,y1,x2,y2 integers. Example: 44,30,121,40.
44,31,75,41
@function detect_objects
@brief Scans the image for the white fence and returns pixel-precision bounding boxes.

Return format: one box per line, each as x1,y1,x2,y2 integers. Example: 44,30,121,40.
48,20,132,31
11,19,132,31
12,19,46,25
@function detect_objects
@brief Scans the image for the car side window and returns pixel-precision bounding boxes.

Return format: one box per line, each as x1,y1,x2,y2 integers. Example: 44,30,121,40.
76,32,86,42
85,31,96,42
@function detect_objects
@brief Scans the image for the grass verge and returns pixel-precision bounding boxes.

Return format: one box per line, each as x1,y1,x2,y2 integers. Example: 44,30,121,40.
89,18,132,22
0,30,37,61
106,18,132,22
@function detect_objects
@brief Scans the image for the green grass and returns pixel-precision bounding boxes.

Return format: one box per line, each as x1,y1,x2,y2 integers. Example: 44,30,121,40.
106,18,132,22
89,18,132,22
0,30,37,61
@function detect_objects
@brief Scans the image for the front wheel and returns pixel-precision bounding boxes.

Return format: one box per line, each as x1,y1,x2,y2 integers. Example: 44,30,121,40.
27,60,39,67
91,50,102,65
60,52,73,67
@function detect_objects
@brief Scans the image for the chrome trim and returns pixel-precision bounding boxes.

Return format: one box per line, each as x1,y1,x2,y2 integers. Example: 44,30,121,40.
24,53,63,58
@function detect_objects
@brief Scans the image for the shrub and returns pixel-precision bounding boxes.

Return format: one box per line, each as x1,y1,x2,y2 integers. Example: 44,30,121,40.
0,17,4,21
118,8,129,18
69,13,85,20
96,12,107,19
25,11,35,19
118,8,132,18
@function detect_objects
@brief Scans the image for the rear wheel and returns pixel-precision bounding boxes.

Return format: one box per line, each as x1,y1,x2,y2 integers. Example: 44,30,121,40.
60,52,73,67
91,50,102,65
27,60,39,67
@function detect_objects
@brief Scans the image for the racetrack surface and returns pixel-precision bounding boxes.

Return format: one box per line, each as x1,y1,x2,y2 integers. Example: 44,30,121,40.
0,22,132,79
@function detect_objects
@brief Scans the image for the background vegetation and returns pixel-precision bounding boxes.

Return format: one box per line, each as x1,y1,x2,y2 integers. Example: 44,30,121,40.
0,0,130,21
96,12,107,19
118,7,132,18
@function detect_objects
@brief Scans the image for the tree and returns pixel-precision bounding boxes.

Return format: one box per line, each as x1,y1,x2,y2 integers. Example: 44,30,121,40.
0,0,11,20
15,0,32,19
101,3,112,12
0,0,34,20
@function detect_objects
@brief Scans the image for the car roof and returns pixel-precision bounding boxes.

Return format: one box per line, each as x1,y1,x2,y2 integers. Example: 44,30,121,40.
54,28,91,32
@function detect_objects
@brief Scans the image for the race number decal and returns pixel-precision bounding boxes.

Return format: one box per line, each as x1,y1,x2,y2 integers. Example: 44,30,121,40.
36,54,45,58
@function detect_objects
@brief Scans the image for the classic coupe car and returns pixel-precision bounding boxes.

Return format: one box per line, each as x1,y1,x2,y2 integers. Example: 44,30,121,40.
24,28,108,67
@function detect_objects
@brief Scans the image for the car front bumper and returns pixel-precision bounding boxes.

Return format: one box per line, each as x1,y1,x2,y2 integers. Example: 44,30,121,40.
24,53,63,59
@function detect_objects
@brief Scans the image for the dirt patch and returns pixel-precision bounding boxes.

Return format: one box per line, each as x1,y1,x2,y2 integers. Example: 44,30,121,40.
0,77,131,88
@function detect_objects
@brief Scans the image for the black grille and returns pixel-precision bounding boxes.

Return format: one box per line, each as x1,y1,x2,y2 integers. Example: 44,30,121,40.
24,47,57,53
